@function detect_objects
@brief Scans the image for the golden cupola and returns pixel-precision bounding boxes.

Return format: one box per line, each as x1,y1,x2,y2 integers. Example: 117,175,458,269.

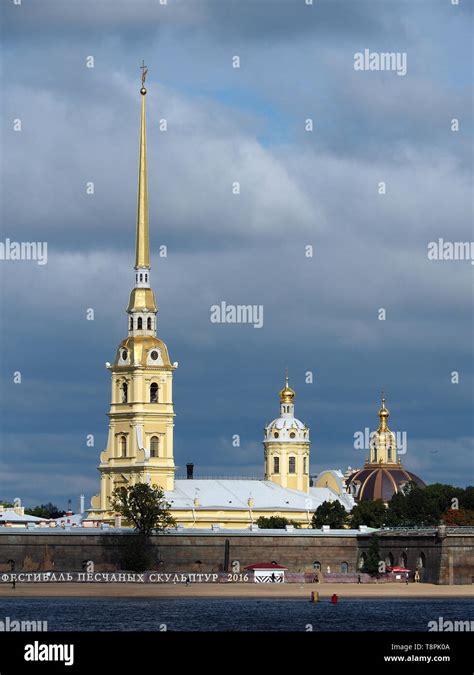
369,395,397,464
279,371,296,405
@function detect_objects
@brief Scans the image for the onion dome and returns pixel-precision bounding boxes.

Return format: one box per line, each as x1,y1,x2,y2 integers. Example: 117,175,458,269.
279,370,295,403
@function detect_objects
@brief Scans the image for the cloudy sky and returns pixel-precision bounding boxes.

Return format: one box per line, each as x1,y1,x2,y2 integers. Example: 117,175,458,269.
0,0,472,509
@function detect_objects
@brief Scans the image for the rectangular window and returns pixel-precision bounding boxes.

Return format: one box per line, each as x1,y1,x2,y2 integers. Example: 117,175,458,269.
289,457,296,474
273,456,280,474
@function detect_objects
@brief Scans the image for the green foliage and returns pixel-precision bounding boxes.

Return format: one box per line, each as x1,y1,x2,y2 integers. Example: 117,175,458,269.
25,503,65,519
350,499,387,529
385,482,473,527
362,533,381,576
311,500,348,529
256,516,300,529
111,483,175,536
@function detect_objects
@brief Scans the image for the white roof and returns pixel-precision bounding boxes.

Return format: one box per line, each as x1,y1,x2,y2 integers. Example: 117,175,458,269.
265,417,306,430
166,480,353,511
0,510,47,523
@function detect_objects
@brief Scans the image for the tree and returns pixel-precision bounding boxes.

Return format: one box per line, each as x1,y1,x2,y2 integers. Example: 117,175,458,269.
350,499,386,529
362,533,382,576
111,483,175,536
386,482,438,526
25,503,65,519
311,501,348,529
256,516,300,529
442,508,474,526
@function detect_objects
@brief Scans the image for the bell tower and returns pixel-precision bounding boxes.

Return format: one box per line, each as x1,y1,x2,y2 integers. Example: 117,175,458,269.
263,372,310,492
90,65,177,518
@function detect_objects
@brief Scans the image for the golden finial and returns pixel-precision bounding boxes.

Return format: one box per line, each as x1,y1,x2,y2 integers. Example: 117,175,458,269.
280,368,295,404
378,391,390,430
140,60,148,95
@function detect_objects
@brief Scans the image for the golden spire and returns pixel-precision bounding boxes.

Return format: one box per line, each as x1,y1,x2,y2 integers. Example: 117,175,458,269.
279,368,295,404
135,61,150,269
378,391,390,431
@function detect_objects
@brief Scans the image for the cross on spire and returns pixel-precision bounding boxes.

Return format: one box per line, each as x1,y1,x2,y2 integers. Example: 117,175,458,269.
140,60,148,87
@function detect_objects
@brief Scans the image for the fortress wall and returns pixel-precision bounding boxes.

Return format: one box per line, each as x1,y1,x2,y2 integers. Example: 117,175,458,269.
0,531,471,583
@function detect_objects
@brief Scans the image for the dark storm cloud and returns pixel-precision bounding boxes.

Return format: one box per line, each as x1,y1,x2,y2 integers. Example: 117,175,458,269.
1,0,406,41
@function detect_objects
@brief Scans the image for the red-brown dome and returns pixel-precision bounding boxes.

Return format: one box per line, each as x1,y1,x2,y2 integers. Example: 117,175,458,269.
346,465,425,502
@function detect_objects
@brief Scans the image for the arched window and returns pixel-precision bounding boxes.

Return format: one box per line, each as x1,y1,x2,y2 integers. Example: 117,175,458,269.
313,561,321,571
399,552,408,568
147,317,152,330
150,436,159,458
129,317,133,330
140,274,143,282
120,436,127,457
121,382,128,403
150,383,158,403
357,553,366,570
373,446,377,462
273,456,280,474
387,446,392,461
340,562,349,574
137,317,143,330
385,552,394,567
417,552,426,569
289,457,296,474
145,274,148,282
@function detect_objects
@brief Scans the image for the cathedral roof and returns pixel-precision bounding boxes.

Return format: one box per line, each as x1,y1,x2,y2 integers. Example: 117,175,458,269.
165,479,354,511
116,335,173,368
345,465,425,502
